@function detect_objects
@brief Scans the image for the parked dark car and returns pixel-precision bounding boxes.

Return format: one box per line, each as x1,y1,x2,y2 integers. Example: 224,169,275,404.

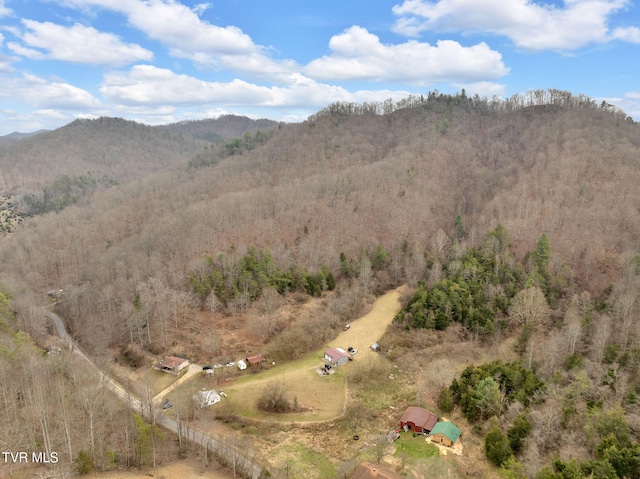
202,365,213,370
161,398,173,409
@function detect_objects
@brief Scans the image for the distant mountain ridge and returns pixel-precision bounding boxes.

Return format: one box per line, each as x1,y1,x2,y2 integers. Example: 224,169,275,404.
0,129,49,144
0,115,280,193
158,114,279,142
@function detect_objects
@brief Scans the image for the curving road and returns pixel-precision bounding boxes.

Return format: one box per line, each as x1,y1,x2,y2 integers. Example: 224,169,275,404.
47,312,262,479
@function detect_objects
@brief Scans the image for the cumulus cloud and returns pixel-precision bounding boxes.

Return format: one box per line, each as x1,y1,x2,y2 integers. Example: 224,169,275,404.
60,0,292,76
8,20,153,65
392,0,632,50
101,65,273,105
0,73,102,109
304,26,508,84
100,64,413,116
122,0,256,57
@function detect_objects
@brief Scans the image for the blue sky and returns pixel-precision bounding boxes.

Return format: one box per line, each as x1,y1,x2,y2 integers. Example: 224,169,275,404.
0,0,639,134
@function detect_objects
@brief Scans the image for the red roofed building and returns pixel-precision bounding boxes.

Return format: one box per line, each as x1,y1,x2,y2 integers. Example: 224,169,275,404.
156,356,189,374
246,354,265,367
400,406,439,434
324,347,352,367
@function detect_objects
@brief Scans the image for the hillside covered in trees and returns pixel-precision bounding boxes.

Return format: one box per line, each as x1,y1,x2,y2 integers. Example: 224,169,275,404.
0,90,639,478
0,115,279,195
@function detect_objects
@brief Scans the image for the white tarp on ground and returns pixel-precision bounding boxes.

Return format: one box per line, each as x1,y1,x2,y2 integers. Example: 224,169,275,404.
193,390,221,408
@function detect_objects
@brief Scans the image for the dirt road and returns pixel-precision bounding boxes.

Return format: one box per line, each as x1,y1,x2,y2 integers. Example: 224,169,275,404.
219,285,407,422
331,285,407,358
47,312,262,479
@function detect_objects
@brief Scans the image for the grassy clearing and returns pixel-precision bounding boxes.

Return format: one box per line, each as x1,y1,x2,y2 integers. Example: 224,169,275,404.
224,355,347,421
393,433,440,462
109,364,181,397
271,442,336,479
144,368,182,395
173,287,405,423
347,356,413,412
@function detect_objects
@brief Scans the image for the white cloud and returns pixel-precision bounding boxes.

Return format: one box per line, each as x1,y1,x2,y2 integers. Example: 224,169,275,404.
612,26,640,43
392,0,632,50
304,26,508,84
216,53,299,82
32,109,72,120
123,0,255,57
62,0,254,53
0,73,102,109
101,65,273,105
59,0,300,80
99,64,417,118
452,81,507,97
7,42,45,60
0,33,16,72
192,3,211,16
0,0,11,17
9,20,153,65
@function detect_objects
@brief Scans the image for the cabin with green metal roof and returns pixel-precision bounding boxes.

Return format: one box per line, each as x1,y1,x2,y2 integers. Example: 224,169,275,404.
429,421,462,447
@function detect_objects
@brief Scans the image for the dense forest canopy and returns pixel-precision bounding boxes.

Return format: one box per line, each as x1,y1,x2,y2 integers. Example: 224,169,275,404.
0,89,637,347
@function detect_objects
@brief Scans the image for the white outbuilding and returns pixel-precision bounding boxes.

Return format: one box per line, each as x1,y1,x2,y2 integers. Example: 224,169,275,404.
193,390,221,408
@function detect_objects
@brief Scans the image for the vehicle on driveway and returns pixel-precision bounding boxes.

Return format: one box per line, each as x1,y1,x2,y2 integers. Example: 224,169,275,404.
348,347,358,355
343,324,350,331
161,398,173,409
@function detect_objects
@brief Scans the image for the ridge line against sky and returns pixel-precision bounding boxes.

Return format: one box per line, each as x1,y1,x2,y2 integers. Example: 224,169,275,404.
0,0,639,135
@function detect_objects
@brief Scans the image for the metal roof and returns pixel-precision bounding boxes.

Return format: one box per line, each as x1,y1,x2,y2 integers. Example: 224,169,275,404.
430,421,462,443
400,406,439,431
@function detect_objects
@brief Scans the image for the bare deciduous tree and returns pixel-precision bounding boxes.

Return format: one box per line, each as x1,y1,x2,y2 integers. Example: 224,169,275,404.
590,314,611,364
509,286,550,328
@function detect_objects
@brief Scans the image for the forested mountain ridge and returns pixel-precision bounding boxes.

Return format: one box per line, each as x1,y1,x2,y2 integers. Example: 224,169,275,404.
159,114,279,142
2,91,639,347
0,115,279,194
1,90,640,478
0,129,49,144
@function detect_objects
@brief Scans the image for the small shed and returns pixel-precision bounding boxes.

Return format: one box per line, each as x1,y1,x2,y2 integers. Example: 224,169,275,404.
429,421,462,447
370,342,380,352
156,356,189,374
324,347,352,367
400,406,439,434
246,354,266,368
